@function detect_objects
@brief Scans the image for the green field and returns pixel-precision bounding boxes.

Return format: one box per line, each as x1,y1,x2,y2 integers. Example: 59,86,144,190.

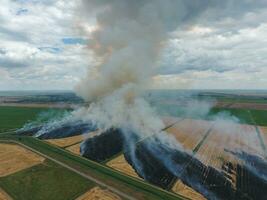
0,159,94,200
0,106,68,132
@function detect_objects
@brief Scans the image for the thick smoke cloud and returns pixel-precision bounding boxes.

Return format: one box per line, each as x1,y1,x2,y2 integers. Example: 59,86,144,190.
76,0,267,100
74,0,226,137
75,0,217,102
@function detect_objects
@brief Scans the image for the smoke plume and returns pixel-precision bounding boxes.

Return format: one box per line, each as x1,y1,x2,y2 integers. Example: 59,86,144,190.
74,0,217,136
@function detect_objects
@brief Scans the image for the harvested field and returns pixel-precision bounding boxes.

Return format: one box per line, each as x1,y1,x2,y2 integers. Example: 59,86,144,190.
0,143,44,177
46,131,100,148
172,180,206,200
46,134,85,147
165,119,212,151
195,123,264,168
66,143,81,155
0,188,12,200
164,118,267,199
106,155,140,179
76,187,121,200
190,121,265,194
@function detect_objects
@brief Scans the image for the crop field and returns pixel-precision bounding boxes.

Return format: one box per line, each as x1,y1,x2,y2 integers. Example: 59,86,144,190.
167,120,267,199
166,119,212,151
0,158,95,200
2,102,267,200
0,143,45,177
46,130,101,156
165,119,212,199
46,130,100,148
0,137,185,200
106,155,140,179
172,180,205,200
76,186,121,200
46,134,85,148
66,143,81,155
193,122,265,191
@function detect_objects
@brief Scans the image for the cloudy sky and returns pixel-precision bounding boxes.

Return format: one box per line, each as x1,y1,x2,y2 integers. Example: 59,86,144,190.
1,0,267,91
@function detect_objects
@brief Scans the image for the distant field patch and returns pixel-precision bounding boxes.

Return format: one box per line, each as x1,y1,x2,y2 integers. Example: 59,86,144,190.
76,186,121,200
0,143,44,177
0,159,95,200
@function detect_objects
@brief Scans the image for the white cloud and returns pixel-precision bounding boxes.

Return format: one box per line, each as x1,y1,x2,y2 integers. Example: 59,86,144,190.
157,8,267,89
0,0,89,90
1,0,267,90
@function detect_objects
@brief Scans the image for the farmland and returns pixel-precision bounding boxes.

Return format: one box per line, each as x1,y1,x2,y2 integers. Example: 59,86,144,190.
0,136,185,200
76,187,121,200
106,155,140,179
1,90,267,200
0,158,95,200
0,141,97,200
0,143,44,177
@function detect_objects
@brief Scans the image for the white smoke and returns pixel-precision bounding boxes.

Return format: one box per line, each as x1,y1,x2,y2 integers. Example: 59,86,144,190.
74,0,214,136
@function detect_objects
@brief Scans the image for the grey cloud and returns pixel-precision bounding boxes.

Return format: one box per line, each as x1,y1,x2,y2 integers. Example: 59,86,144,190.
0,27,29,42
0,57,28,68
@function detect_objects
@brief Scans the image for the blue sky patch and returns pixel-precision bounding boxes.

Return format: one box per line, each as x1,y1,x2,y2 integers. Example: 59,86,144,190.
38,47,61,53
62,37,87,45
